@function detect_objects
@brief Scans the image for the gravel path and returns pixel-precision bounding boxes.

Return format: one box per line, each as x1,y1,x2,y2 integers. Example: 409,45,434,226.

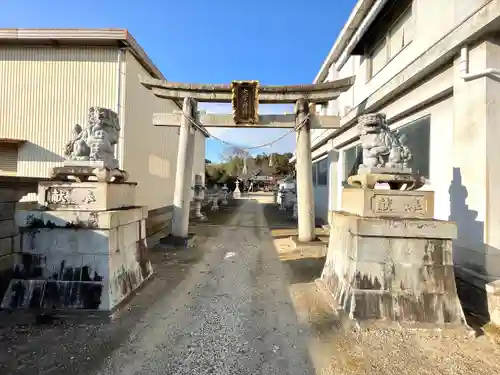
94,198,315,375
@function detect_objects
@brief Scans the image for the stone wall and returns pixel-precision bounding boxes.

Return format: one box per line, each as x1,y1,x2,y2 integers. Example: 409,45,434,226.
0,177,43,301
146,199,214,247
146,206,173,247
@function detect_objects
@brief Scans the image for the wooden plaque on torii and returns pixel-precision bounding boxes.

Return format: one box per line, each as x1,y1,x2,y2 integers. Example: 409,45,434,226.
231,80,259,124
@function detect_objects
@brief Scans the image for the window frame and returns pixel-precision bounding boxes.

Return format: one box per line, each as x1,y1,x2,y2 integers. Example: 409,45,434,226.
312,156,329,187
316,157,328,186
342,143,363,186
367,4,413,80
392,115,431,179
312,162,318,186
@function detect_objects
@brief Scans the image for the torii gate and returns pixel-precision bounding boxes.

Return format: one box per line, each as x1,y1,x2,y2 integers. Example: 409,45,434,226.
140,77,355,242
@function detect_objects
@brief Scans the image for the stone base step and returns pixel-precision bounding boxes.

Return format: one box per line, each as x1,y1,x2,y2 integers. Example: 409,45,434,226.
315,279,477,338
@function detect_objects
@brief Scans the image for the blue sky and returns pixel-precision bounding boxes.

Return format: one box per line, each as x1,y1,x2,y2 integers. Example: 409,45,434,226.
1,0,357,162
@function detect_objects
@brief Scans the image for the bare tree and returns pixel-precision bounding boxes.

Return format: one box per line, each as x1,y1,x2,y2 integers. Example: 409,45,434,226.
220,146,249,162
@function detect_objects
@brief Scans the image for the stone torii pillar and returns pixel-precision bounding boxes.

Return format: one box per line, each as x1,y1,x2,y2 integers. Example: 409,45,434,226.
295,98,315,242
172,97,197,238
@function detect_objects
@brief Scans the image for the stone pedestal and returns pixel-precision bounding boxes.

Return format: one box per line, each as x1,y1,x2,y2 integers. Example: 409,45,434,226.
341,188,434,219
1,182,153,314
319,188,467,327
192,198,206,221
38,181,136,211
233,181,241,199
192,175,206,221
211,194,219,212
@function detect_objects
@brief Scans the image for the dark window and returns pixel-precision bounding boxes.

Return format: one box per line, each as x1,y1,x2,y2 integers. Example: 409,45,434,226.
395,115,430,178
343,144,363,183
317,158,328,186
352,0,414,55
312,162,318,186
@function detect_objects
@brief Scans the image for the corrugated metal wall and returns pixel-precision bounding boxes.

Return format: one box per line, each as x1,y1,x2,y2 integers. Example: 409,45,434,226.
0,46,118,178
122,51,180,210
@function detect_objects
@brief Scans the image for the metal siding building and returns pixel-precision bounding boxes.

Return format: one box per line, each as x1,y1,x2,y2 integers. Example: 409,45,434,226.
122,50,180,210
0,28,206,240
0,46,118,178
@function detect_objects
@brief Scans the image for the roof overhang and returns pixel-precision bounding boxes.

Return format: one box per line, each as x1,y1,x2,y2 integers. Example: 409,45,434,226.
351,0,413,55
0,28,165,80
0,138,27,146
313,0,376,84
314,0,415,84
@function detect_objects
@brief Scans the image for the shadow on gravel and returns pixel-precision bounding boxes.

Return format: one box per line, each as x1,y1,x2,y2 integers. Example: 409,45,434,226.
281,258,326,285
455,277,490,332
0,200,240,375
194,199,243,227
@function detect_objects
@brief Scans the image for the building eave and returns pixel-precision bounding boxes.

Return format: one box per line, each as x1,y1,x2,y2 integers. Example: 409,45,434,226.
313,0,376,84
0,28,165,80
0,138,27,145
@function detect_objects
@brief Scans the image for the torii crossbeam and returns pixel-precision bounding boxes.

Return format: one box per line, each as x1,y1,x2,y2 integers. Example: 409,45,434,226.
140,76,355,243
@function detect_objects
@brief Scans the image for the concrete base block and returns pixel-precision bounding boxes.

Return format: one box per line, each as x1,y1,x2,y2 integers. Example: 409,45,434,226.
315,278,475,337
286,236,327,259
1,206,152,314
290,235,327,252
341,188,435,219
320,211,467,327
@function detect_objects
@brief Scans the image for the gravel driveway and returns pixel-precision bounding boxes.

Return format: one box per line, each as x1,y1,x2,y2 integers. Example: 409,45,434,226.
94,198,315,375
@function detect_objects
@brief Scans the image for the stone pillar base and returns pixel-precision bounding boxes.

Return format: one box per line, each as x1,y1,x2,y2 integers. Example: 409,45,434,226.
320,211,467,326
1,206,152,314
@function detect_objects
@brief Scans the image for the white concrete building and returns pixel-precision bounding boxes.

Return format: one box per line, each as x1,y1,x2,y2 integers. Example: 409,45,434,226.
298,0,500,290
0,28,206,244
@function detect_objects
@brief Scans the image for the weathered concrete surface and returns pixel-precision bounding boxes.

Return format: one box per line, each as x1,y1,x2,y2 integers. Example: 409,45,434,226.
0,177,45,306
2,196,500,375
3,206,152,312
321,211,466,325
341,188,435,219
38,181,137,211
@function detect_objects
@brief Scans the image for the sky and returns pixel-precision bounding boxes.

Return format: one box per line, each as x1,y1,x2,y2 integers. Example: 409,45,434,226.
1,0,357,162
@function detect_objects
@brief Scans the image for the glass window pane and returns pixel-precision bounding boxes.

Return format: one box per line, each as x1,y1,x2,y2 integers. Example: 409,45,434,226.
402,7,413,46
317,158,328,186
389,15,405,58
394,116,430,178
371,39,387,76
343,145,363,182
